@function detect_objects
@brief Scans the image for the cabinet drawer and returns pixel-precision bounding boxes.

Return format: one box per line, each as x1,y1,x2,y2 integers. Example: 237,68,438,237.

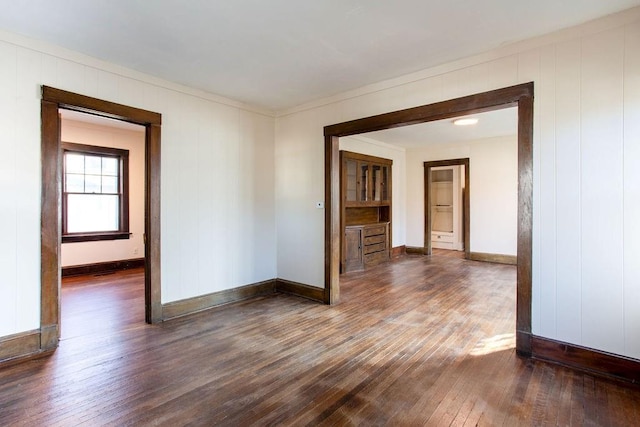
432,233,453,243
364,251,389,266
364,242,386,254
364,225,386,237
364,234,385,245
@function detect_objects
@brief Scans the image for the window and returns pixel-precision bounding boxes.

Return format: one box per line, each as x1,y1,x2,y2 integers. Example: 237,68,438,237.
62,142,130,243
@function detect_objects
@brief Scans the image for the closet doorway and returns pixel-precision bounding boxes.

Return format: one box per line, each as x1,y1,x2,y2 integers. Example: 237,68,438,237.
424,159,469,257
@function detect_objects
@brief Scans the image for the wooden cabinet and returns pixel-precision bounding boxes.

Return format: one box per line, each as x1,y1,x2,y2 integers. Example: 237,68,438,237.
344,223,390,272
340,151,393,273
344,227,364,272
343,156,390,204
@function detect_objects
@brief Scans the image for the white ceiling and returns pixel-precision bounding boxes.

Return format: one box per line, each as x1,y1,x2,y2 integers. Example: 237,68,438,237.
1,1,639,111
361,107,518,148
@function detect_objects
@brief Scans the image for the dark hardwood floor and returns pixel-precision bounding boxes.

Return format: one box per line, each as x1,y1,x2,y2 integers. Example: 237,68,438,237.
1,254,639,426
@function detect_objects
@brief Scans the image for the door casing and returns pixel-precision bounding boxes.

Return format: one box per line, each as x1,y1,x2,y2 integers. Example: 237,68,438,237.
40,86,163,351
324,82,534,355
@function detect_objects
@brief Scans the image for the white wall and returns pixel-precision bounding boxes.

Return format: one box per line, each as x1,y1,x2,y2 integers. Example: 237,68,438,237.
0,31,276,337
275,9,640,359
405,136,517,256
60,119,145,267
339,135,406,247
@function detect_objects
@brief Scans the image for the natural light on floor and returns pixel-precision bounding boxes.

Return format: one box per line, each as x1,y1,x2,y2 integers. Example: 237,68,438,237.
470,333,515,356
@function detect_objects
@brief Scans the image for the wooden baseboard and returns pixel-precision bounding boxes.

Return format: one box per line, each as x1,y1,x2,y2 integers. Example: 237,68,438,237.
531,335,640,384
62,258,145,277
0,330,43,365
468,252,517,265
162,279,277,320
391,245,406,258
405,246,427,255
276,279,325,302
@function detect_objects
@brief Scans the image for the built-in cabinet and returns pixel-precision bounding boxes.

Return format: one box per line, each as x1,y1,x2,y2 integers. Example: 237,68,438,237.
340,151,392,273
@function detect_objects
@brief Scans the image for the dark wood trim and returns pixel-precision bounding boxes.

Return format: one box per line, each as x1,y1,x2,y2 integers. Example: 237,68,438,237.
468,252,517,265
61,258,145,277
42,86,161,125
145,123,162,323
40,86,163,360
324,85,528,137
276,279,325,303
325,135,340,304
391,245,406,258
0,330,41,364
324,82,534,356
516,331,532,358
516,90,534,356
61,232,131,243
339,150,394,164
424,158,470,258
41,99,61,351
162,280,276,320
532,335,640,384
61,141,130,242
405,246,427,255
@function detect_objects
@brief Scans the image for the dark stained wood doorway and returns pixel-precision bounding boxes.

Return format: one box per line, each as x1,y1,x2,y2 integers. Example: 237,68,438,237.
324,83,534,355
40,86,162,353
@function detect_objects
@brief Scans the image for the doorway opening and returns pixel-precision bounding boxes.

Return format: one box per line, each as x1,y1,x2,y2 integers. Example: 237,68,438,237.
59,110,146,339
324,83,533,355
40,86,162,353
425,159,469,257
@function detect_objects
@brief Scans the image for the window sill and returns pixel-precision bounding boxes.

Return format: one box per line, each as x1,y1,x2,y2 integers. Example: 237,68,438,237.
62,232,131,243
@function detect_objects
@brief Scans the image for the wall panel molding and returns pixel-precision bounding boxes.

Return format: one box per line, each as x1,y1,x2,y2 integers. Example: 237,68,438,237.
468,252,517,265
391,246,406,258
276,279,325,302
405,246,427,255
532,335,640,384
162,280,277,320
0,330,44,365
62,258,145,277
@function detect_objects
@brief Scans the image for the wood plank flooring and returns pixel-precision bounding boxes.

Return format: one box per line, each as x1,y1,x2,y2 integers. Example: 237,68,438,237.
1,254,639,426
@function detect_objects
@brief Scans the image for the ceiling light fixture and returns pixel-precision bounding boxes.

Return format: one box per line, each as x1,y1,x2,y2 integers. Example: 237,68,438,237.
453,117,479,126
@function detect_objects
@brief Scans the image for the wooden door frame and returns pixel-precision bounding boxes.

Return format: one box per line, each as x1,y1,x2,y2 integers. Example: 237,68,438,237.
424,158,470,257
40,86,162,352
324,82,534,355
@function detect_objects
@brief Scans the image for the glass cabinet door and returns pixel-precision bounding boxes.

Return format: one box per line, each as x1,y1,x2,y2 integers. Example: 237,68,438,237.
359,162,369,201
372,164,389,202
345,159,357,202
381,165,389,201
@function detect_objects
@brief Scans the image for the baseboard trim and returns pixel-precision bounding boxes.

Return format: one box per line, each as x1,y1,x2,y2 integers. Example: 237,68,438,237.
405,246,427,255
531,335,640,384
0,330,44,365
276,279,325,302
391,245,406,258
468,252,517,265
163,279,277,320
62,258,145,277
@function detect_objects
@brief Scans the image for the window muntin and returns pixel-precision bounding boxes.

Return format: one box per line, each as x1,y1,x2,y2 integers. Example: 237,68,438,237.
62,142,130,242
